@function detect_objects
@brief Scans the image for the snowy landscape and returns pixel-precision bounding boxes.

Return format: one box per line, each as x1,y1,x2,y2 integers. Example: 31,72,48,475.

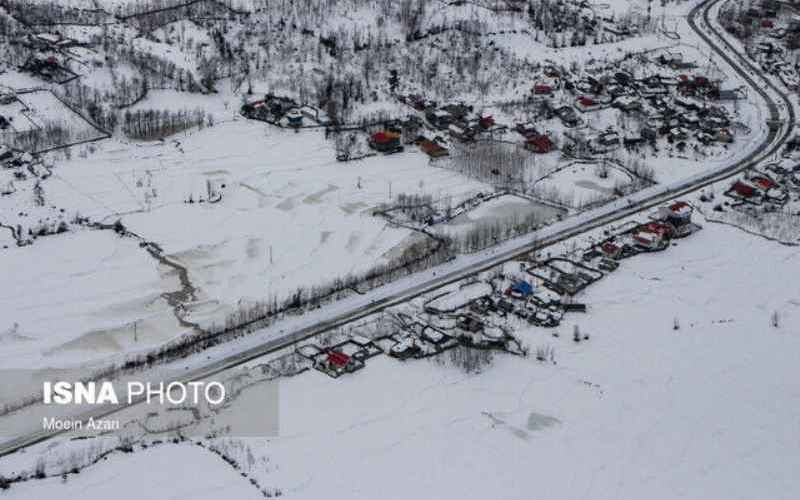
0,0,799,498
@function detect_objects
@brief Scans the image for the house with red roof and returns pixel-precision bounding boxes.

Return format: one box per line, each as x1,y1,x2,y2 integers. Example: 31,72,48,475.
370,130,402,153
730,180,757,198
479,115,495,129
750,175,778,192
600,241,623,259
575,96,600,112
533,84,554,96
419,139,449,158
632,229,662,250
525,134,554,154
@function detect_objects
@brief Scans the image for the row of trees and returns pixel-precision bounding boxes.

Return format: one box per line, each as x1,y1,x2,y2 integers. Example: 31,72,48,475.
452,208,549,254
121,107,212,140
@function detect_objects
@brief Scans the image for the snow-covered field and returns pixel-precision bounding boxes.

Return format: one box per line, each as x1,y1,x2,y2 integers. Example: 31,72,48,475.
0,119,492,366
2,443,262,500
0,229,183,368
249,218,800,500
534,162,634,207
3,215,799,499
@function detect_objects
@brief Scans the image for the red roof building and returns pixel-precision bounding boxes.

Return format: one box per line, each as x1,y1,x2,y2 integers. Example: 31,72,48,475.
370,131,401,152
327,351,351,368
751,176,778,191
731,180,756,198
419,139,449,158
640,221,674,239
479,115,495,129
533,84,553,95
578,96,596,107
633,231,661,249
600,241,622,259
525,134,554,154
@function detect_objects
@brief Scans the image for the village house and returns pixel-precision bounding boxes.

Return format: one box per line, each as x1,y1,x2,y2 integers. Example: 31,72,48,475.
525,134,554,154
370,130,402,153
421,326,448,345
321,350,363,375
594,130,621,151
555,105,580,127
612,95,641,113
532,84,554,97
418,139,449,158
389,337,420,359
505,280,534,299
664,202,696,236
716,128,734,143
600,241,623,260
448,123,475,142
0,145,14,163
479,115,495,129
457,313,484,333
575,96,601,112
426,109,452,129
668,127,689,142
516,122,538,138
729,179,758,199
286,109,303,127
639,76,668,96
713,88,743,101
632,227,664,250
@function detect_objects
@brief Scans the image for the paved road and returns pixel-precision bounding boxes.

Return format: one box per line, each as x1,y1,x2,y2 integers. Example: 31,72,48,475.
0,0,794,459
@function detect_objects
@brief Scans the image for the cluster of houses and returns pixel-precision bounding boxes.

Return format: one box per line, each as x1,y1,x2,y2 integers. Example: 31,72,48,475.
367,115,450,158
20,55,76,84
725,0,800,88
290,195,702,381
525,58,739,154
585,201,700,260
241,94,328,128
726,166,798,207
14,33,84,84
296,309,524,379
0,145,33,171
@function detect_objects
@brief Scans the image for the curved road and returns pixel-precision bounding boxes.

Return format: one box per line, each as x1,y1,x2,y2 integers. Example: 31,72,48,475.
0,0,795,458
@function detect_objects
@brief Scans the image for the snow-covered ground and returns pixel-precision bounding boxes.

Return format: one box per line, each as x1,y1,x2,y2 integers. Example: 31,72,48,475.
0,229,184,368
0,119,492,367
2,443,262,500
3,215,799,499
246,217,800,500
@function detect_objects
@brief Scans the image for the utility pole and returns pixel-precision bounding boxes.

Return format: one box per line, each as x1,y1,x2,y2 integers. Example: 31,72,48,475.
269,244,273,265
133,320,138,343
